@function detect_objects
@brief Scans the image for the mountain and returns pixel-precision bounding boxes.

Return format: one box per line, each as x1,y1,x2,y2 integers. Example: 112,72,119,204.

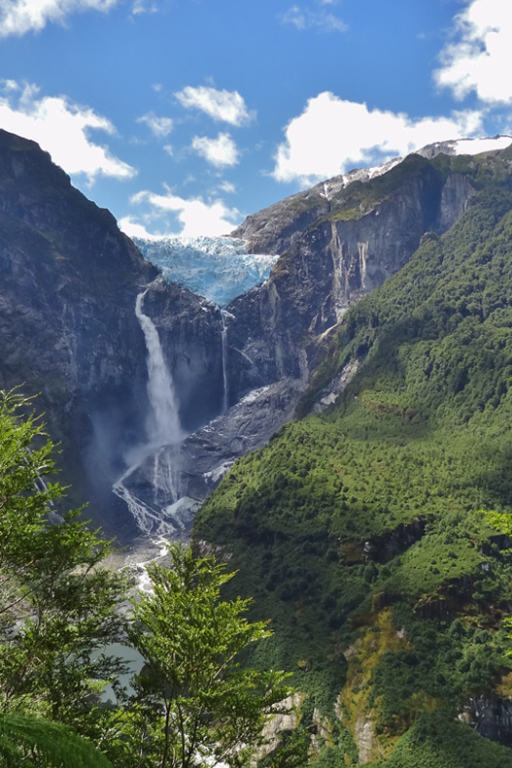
1,126,511,547
125,148,493,533
3,126,512,763
193,144,512,763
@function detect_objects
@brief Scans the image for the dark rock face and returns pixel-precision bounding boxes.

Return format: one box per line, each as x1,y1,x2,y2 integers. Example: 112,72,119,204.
225,158,475,404
0,131,152,534
460,695,512,746
0,130,226,541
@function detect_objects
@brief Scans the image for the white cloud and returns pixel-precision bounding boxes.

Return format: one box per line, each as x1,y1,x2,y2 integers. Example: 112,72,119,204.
118,217,159,240
137,111,174,138
282,6,306,29
219,180,236,194
281,5,347,32
132,0,159,14
317,13,346,32
434,0,512,105
175,86,254,126
0,0,119,38
163,144,173,156
0,81,135,182
191,133,239,168
272,92,484,185
123,188,241,238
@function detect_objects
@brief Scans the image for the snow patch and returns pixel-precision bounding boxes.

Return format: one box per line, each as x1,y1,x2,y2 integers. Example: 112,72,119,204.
452,136,512,155
417,135,512,160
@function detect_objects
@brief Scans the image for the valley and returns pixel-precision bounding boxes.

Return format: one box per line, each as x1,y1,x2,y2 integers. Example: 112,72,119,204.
2,128,512,765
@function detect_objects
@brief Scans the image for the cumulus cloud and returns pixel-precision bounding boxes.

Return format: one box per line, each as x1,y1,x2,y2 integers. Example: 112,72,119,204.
0,81,135,182
122,187,241,238
175,86,254,126
137,111,174,138
0,0,119,37
118,217,158,240
191,133,239,168
434,0,512,105
281,5,347,32
272,92,483,185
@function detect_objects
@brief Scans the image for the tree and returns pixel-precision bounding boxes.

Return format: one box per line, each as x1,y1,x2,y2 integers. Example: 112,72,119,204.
0,391,297,768
0,389,128,752
0,712,114,768
124,543,294,768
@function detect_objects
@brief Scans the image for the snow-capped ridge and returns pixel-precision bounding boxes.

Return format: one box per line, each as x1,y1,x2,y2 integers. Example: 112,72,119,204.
416,135,512,160
316,156,405,201
134,137,512,310
314,135,512,202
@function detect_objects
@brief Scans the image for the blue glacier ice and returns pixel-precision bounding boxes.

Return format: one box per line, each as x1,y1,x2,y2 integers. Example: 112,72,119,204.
134,236,279,307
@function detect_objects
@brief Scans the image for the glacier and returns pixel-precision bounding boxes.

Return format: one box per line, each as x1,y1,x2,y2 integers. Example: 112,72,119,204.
134,235,279,308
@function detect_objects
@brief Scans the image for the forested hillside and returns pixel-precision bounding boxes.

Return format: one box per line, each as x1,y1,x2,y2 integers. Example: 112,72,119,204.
193,148,512,764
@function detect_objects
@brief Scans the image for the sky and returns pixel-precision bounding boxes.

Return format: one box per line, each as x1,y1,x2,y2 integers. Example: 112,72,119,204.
0,0,511,238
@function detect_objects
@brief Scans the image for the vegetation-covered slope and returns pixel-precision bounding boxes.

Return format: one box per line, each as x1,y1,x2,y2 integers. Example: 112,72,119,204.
193,155,512,763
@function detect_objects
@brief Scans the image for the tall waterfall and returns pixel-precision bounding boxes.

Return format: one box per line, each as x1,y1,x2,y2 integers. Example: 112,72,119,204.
135,289,182,447
113,288,183,536
220,309,235,415
221,310,229,415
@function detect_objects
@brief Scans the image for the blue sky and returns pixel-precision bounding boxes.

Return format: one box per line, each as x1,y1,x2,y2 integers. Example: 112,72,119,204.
0,0,510,238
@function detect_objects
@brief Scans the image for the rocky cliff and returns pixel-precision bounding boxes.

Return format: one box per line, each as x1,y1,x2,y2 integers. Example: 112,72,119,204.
0,130,226,542
225,154,475,404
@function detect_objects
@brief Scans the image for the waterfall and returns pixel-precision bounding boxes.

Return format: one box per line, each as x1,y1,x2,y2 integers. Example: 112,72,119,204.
113,446,184,536
221,310,229,414
135,289,182,447
113,288,183,536
152,446,179,502
113,464,159,535
358,241,369,290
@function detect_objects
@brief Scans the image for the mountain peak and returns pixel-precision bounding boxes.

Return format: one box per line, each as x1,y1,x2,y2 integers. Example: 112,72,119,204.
415,134,512,160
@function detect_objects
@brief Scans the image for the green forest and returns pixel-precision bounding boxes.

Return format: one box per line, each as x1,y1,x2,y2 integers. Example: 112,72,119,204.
194,151,512,765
